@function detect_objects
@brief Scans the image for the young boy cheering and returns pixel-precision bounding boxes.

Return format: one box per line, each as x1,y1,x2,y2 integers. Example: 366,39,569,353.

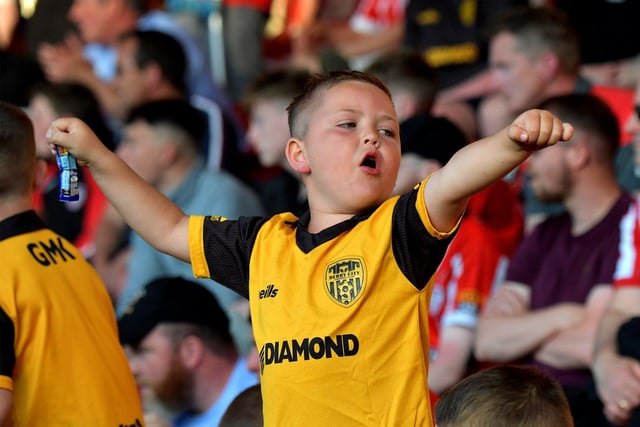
47,70,573,426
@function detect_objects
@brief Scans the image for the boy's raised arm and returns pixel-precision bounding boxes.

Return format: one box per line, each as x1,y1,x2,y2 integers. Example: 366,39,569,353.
46,117,191,263
424,109,573,232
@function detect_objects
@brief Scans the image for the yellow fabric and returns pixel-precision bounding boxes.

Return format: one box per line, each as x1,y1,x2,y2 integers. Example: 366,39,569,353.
0,224,143,426
189,214,210,277
190,179,457,426
250,199,434,426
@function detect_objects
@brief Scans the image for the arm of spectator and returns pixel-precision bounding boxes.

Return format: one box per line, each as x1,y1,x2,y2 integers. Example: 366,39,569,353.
0,0,18,49
293,20,403,63
37,34,93,83
614,54,640,88
0,388,12,426
428,325,475,395
593,287,640,426
475,282,584,362
37,34,122,118
580,62,622,87
533,284,612,369
325,22,403,59
285,0,322,40
576,53,640,88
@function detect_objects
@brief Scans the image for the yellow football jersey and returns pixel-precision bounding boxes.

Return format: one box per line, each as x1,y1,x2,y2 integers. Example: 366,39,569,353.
190,180,457,426
0,211,143,426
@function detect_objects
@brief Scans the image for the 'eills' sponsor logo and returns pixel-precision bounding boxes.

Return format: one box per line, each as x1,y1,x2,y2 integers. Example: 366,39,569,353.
259,284,278,299
259,334,359,374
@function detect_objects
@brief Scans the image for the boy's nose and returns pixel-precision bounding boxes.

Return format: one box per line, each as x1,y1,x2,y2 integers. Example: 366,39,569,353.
363,136,380,147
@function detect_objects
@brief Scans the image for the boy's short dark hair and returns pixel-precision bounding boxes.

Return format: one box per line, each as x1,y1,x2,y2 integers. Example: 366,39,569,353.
435,365,574,427
286,70,392,139
0,102,36,197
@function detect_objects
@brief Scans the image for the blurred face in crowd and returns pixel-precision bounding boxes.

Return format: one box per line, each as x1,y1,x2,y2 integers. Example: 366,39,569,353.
68,0,124,44
113,38,149,118
489,32,551,114
125,325,192,410
527,139,573,204
247,99,291,168
117,120,172,188
28,94,58,160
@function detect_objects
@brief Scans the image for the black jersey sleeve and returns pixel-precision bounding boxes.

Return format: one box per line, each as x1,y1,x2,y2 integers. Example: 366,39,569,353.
0,306,15,379
201,215,270,299
392,190,456,291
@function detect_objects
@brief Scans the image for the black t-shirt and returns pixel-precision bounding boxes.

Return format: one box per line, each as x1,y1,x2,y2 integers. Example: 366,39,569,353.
403,0,527,88
555,0,640,63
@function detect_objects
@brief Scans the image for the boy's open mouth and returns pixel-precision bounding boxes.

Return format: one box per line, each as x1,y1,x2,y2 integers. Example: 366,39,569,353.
361,156,376,168
360,150,378,171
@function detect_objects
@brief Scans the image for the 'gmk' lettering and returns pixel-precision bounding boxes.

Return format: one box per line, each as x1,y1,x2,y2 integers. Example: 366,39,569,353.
27,237,76,266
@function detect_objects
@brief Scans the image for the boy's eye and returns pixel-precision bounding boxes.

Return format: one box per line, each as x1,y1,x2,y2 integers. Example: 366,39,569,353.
338,122,356,129
379,128,395,137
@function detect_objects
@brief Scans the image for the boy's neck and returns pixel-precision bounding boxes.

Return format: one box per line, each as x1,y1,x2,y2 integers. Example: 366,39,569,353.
306,211,356,234
304,204,379,234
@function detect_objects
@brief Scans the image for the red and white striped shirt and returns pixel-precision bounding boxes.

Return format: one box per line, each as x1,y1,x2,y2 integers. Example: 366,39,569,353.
614,197,640,287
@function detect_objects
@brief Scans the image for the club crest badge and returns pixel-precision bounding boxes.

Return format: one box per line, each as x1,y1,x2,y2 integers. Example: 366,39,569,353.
325,257,366,306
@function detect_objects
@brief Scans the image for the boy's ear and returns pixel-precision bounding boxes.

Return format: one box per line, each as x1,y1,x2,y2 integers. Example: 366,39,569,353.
285,137,310,173
32,158,48,192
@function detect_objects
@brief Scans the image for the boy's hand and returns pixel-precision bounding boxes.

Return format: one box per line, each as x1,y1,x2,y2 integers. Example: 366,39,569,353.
508,109,574,151
46,117,109,168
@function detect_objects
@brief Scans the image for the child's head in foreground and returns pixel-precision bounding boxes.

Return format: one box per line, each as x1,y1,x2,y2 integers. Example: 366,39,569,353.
435,365,574,427
0,101,36,199
283,70,401,211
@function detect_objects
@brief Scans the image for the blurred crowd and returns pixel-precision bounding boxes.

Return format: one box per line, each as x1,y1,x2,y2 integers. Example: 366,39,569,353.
3,0,640,426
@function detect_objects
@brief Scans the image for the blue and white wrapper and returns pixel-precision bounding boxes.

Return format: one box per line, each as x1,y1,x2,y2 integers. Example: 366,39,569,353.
55,146,80,202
